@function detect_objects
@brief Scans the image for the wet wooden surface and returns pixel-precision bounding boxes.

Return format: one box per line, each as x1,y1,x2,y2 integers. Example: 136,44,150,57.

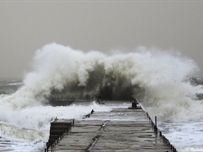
50,108,174,152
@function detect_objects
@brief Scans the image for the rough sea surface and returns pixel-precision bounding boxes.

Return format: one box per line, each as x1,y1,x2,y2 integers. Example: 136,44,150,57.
0,43,203,152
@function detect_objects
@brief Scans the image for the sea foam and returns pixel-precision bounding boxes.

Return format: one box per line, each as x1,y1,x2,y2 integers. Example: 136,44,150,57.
0,43,202,133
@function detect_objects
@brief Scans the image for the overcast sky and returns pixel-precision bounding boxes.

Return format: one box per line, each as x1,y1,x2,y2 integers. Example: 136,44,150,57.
0,1,203,80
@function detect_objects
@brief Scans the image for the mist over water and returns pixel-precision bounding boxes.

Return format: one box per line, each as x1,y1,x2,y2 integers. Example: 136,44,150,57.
0,43,203,148
1,43,203,120
25,43,203,121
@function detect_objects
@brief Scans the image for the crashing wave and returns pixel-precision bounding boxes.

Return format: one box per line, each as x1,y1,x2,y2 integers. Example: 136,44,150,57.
0,43,203,122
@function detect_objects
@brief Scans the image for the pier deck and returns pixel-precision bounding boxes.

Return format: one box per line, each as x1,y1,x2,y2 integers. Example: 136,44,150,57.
46,107,176,152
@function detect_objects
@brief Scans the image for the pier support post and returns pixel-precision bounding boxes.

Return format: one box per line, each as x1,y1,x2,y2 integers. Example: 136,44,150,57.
155,116,157,135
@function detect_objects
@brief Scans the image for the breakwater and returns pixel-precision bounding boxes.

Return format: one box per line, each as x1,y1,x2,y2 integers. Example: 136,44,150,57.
45,104,177,152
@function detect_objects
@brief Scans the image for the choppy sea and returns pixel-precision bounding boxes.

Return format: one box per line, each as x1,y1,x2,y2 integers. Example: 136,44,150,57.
1,43,203,152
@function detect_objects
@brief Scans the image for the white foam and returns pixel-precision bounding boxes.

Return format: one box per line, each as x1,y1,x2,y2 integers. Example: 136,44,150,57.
0,43,203,150
159,121,203,152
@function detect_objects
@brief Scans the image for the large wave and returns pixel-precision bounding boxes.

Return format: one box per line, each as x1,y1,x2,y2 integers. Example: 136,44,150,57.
0,43,203,124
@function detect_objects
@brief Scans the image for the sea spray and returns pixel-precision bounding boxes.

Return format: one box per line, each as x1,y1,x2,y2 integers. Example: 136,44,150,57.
0,43,203,136
0,101,113,142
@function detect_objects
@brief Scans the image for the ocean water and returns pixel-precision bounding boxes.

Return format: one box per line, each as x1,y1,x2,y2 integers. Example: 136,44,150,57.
0,43,203,152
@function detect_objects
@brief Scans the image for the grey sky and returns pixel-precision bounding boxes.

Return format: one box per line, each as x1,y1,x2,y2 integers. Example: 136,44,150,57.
0,1,203,80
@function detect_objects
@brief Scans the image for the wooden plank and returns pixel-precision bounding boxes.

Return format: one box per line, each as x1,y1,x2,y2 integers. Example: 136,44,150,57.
46,107,176,152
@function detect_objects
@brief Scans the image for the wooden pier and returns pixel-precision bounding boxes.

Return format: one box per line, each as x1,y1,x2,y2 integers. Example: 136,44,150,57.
45,105,177,152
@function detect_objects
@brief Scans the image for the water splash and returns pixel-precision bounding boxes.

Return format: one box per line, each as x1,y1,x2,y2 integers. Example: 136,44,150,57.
0,43,202,132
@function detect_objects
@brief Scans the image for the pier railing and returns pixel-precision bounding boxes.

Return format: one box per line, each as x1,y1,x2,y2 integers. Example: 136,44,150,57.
145,112,178,152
